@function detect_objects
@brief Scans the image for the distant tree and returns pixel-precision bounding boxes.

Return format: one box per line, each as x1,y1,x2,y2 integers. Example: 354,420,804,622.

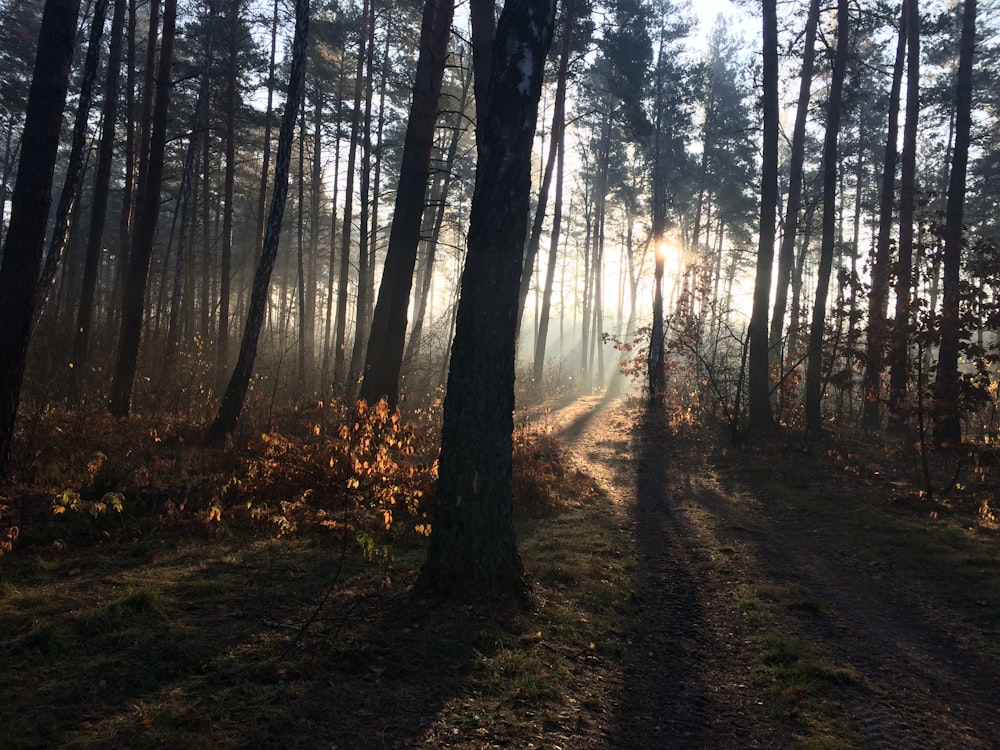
208,0,310,441
419,0,557,601
932,0,977,445
0,0,81,478
533,0,581,386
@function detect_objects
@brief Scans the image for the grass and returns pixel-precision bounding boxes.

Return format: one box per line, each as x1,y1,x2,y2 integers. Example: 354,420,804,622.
0,430,634,749
717,430,1000,659
731,581,868,748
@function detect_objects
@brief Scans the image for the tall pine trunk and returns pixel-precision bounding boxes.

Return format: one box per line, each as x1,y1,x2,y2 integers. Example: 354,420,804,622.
864,0,908,430
804,0,849,434
208,0,310,441
35,0,110,322
888,0,921,429
420,0,557,602
358,0,454,408
74,0,126,384
932,0,976,445
0,0,82,477
746,0,779,437
109,0,177,417
769,0,819,354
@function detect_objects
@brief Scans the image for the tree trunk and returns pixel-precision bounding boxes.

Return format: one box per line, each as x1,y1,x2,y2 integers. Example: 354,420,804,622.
888,0,921,429
218,0,241,373
73,0,126,382
804,0,849,434
419,0,557,602
35,0,110,322
0,0,81,478
469,0,496,151
255,0,279,258
164,16,214,375
404,55,474,372
208,0,310,441
348,0,379,386
770,0,819,354
332,0,370,387
109,0,177,418
358,0,454,408
863,0,908,431
111,0,139,328
932,0,976,445
746,0,780,437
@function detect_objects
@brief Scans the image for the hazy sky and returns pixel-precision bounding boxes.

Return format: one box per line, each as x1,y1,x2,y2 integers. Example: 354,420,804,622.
690,0,756,51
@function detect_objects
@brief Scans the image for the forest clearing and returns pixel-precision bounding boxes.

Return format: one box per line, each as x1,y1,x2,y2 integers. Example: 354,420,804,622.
2,393,999,748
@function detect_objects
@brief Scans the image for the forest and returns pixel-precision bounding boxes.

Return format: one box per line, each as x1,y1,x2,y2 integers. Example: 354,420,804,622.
1,0,999,747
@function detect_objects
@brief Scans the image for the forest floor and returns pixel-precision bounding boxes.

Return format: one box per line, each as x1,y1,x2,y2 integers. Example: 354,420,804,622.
2,392,1000,748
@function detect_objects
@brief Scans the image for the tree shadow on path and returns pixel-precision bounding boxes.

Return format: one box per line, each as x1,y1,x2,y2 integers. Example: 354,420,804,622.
607,406,778,748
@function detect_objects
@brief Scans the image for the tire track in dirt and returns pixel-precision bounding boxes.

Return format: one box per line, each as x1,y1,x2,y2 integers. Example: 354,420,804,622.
550,397,787,748
547,396,1000,748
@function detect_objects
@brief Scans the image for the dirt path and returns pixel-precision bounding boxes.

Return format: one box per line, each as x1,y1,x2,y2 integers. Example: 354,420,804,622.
541,394,1000,748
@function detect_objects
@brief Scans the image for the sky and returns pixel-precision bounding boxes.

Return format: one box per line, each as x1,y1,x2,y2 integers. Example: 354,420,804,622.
689,0,756,52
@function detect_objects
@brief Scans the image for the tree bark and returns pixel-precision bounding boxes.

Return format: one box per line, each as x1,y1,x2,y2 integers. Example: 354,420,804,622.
109,0,177,418
332,0,369,387
219,0,242,372
888,0,921,429
419,0,557,602
73,0,126,381
358,0,454,408
746,0,779,436
932,0,976,445
35,0,110,322
208,0,311,441
805,0,849,434
769,0,819,354
0,0,81,478
863,0,908,431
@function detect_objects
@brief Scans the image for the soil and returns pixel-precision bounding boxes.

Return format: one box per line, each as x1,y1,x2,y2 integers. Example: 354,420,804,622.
540,393,1000,749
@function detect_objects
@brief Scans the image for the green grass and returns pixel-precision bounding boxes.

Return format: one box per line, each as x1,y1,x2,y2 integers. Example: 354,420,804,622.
0,446,635,749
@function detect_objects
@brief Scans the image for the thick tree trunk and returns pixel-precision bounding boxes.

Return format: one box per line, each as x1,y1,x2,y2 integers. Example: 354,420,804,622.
74,0,126,381
109,0,177,418
0,0,81,478
746,0,779,437
805,0,849,434
932,0,976,445
420,0,557,602
358,0,454,408
208,0,310,441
